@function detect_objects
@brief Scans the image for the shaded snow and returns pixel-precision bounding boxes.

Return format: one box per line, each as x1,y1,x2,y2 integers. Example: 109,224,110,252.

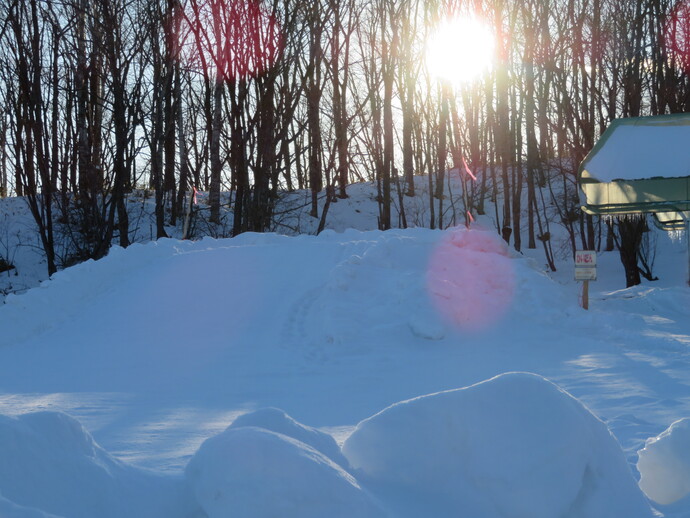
228,407,349,468
0,412,198,518
0,494,64,518
185,426,384,518
0,199,689,517
343,372,654,518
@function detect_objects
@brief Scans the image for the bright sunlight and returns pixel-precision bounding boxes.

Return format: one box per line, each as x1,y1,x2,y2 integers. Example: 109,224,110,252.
425,15,496,85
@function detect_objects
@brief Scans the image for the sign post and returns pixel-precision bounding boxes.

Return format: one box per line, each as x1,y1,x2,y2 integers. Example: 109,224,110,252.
575,251,597,310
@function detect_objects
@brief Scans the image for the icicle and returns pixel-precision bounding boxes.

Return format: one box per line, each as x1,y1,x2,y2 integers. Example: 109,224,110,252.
666,229,685,243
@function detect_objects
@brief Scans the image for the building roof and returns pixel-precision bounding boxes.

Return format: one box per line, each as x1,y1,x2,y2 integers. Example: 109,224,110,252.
578,114,690,220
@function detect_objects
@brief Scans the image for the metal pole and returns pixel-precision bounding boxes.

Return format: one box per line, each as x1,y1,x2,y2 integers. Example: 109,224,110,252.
673,210,690,287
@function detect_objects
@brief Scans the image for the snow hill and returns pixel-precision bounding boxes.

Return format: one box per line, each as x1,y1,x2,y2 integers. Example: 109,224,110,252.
0,187,690,517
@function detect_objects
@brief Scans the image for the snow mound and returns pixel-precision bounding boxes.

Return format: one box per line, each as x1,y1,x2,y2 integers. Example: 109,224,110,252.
638,418,690,505
229,407,349,468
342,372,653,518
185,426,384,518
0,412,196,518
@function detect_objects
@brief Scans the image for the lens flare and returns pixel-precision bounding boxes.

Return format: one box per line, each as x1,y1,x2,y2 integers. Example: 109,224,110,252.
427,228,514,332
665,0,690,72
176,0,283,82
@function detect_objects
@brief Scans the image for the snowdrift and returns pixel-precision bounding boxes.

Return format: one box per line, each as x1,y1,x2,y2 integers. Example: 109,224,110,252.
0,412,198,518
343,372,654,518
0,374,656,518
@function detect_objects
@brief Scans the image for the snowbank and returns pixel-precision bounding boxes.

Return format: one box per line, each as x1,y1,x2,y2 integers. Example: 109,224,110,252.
342,372,654,518
0,412,198,518
638,418,690,505
185,426,384,518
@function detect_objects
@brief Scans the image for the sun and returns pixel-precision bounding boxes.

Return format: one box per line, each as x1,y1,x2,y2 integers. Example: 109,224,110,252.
425,15,495,85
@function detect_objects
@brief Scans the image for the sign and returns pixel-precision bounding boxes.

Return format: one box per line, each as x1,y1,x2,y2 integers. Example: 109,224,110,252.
575,250,597,284
575,250,597,310
575,250,597,267
575,267,597,281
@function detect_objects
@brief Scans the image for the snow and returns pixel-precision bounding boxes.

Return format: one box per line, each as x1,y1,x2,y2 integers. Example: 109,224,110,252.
427,226,515,331
1,184,690,517
0,494,64,518
0,412,198,518
343,372,653,518
227,407,349,468
583,117,690,181
638,418,690,506
186,426,383,518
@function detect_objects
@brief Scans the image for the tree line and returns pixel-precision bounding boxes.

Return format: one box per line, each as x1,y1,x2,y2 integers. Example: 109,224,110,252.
1,0,688,284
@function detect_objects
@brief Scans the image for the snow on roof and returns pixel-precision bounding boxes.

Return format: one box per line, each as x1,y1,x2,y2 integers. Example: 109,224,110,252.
581,114,690,182
579,115,690,215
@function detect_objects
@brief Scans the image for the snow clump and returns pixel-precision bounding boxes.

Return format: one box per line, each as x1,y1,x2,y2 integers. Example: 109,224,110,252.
638,417,690,505
342,372,654,518
185,425,385,518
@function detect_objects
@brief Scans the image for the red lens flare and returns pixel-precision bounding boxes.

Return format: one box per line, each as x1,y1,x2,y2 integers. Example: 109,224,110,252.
177,0,283,82
665,0,690,72
426,228,515,332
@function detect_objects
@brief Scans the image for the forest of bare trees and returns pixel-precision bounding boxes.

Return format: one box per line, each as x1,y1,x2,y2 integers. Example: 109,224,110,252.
1,0,689,283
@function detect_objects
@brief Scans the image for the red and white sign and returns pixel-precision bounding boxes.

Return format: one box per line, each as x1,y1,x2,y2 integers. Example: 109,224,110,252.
575,250,597,267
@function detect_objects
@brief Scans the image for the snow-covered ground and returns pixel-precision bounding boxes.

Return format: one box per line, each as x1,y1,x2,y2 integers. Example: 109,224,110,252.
1,183,690,517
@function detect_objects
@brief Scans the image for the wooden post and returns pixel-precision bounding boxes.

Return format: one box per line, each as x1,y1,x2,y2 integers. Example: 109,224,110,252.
582,280,589,310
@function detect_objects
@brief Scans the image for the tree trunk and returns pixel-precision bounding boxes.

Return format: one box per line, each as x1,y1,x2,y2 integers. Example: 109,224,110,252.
616,217,645,288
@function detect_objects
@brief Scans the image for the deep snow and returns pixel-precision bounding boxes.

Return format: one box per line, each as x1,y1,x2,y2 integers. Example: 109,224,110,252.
0,186,689,517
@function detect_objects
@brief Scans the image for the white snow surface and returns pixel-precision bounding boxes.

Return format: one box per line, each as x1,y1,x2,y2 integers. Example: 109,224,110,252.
638,418,690,506
583,120,690,181
1,191,690,517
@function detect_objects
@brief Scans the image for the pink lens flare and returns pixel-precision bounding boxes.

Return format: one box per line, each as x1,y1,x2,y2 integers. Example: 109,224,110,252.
427,228,515,332
461,156,477,181
178,0,283,82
